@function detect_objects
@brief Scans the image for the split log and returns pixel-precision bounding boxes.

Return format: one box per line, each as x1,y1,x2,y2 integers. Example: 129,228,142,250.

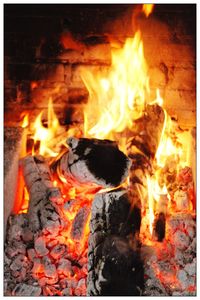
51,137,131,188
127,104,165,235
87,188,144,296
128,104,165,159
20,155,63,233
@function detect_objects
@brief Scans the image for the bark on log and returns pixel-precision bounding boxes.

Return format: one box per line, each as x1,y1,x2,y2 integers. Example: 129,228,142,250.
51,137,131,188
128,104,165,159
87,188,144,296
21,155,63,233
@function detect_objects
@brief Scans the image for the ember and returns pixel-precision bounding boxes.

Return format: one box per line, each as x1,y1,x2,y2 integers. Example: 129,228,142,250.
4,3,196,297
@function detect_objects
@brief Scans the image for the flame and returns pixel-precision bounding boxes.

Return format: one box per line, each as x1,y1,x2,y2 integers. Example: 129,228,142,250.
142,4,155,17
31,98,62,157
81,31,150,141
21,113,29,128
31,81,39,90
15,2,194,259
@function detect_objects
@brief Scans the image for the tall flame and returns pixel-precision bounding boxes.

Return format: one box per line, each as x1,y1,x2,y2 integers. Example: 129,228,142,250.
31,98,61,157
81,31,150,140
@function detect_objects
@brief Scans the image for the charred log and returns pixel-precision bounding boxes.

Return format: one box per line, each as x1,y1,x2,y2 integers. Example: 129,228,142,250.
87,188,144,296
153,213,166,242
128,104,165,160
21,155,63,233
127,104,165,235
94,236,144,296
51,137,131,188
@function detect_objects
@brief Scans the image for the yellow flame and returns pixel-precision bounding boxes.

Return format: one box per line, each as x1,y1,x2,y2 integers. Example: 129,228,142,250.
156,111,184,169
21,114,29,128
150,89,163,106
81,31,150,141
142,4,155,17
31,98,61,157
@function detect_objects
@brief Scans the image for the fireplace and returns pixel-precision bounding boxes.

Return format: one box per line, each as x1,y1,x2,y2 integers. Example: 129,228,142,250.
4,4,196,296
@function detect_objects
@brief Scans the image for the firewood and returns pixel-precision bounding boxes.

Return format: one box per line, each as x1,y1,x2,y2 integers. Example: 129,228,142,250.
128,104,165,159
51,137,131,188
153,212,166,242
20,155,63,233
87,188,144,296
127,104,165,235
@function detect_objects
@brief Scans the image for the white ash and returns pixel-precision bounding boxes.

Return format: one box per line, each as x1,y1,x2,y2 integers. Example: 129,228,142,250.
57,258,73,277
50,244,66,260
4,190,88,296
174,190,189,211
34,236,49,257
184,259,196,276
142,213,196,296
12,283,42,296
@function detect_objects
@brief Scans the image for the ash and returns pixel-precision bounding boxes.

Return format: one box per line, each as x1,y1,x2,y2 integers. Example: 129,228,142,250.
140,165,196,297
4,209,88,296
141,213,196,296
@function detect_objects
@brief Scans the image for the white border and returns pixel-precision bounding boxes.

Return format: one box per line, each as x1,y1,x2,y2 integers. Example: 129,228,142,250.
1,1,198,300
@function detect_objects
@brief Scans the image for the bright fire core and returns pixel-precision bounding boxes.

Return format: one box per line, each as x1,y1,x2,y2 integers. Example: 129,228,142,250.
18,24,194,248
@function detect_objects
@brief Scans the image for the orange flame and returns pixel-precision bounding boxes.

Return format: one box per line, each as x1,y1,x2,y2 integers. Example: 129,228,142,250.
31,81,39,90
142,4,155,17
16,2,194,252
81,31,150,141
21,113,29,128
31,98,63,157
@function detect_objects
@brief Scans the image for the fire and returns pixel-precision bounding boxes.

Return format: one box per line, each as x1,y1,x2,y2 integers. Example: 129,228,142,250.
16,3,194,261
32,97,59,156
21,113,29,128
81,30,150,141
31,81,39,90
30,97,67,157
142,4,155,17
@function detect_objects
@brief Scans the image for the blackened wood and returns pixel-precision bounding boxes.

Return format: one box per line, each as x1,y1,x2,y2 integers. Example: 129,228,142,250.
21,155,62,232
128,104,165,159
87,188,144,296
52,137,131,188
95,236,144,296
153,213,166,242
127,104,165,235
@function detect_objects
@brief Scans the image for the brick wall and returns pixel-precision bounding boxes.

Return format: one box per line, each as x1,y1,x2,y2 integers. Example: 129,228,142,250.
4,4,196,127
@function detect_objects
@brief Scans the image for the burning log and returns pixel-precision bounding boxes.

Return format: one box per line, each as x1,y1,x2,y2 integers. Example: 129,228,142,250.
127,104,165,236
153,193,168,242
21,155,63,233
87,188,144,296
153,212,166,242
51,137,131,188
128,104,165,159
